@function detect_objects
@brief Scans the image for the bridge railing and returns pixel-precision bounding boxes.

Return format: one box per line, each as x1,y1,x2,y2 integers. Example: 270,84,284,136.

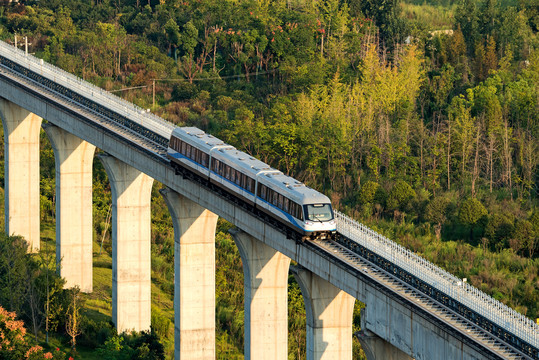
335,210,538,348
0,40,174,139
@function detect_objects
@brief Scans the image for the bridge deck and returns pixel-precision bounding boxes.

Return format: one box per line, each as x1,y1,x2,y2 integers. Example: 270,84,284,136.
313,238,528,359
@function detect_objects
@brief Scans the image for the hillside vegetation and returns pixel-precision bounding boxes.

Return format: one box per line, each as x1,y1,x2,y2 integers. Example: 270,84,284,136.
0,0,538,358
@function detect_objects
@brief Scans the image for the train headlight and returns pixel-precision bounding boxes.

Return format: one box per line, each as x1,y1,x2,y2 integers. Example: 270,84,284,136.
305,221,314,226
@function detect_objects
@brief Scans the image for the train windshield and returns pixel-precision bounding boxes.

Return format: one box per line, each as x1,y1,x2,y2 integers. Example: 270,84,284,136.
305,204,334,222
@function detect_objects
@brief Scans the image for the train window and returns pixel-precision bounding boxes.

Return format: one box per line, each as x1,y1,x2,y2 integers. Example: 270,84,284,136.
181,140,187,155
185,144,192,158
291,202,303,220
272,191,279,206
258,184,266,200
235,171,242,186
267,188,274,203
283,197,290,212
230,168,236,182
212,159,220,173
201,153,209,167
238,173,244,187
219,162,225,175
246,177,254,192
278,194,284,209
225,165,231,179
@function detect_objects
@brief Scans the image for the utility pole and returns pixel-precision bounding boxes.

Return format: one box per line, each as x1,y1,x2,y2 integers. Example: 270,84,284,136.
25,36,28,56
152,79,156,108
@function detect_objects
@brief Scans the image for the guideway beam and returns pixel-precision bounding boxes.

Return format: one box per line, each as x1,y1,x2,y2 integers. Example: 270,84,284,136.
43,123,95,292
292,266,356,360
356,328,413,360
230,228,291,360
0,98,42,251
160,188,218,360
99,153,154,333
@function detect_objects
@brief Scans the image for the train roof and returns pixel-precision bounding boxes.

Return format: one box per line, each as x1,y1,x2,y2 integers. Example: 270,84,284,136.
258,172,331,204
171,127,331,205
171,127,231,151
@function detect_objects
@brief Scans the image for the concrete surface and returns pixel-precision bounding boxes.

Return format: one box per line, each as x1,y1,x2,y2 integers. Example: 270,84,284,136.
160,188,218,360
43,123,95,292
230,228,291,360
0,98,42,251
293,267,356,360
99,153,154,333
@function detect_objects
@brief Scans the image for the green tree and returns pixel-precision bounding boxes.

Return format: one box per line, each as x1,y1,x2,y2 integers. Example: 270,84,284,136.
425,197,450,239
358,181,379,205
458,197,487,241
0,235,29,315
485,212,514,250
511,219,534,255
178,20,200,83
357,0,407,47
164,18,180,60
387,180,416,222
448,95,475,184
454,0,480,54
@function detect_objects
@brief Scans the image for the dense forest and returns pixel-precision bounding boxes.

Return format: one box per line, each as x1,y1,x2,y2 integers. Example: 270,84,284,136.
0,0,538,358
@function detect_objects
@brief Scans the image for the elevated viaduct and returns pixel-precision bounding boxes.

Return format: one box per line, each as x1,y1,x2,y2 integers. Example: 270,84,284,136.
0,40,537,359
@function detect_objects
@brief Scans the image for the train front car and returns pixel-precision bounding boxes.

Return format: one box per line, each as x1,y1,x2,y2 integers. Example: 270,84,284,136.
255,172,336,241
291,185,336,240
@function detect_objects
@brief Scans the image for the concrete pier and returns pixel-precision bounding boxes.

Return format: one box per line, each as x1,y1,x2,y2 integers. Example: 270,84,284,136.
230,228,291,360
293,267,356,360
0,98,42,251
99,154,154,333
160,188,218,360
43,124,95,292
356,329,413,360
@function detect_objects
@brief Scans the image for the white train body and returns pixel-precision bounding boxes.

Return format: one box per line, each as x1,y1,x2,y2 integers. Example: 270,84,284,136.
167,127,336,239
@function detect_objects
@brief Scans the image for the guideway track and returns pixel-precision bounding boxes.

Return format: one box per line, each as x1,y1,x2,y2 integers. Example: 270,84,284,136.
0,59,169,161
308,237,534,360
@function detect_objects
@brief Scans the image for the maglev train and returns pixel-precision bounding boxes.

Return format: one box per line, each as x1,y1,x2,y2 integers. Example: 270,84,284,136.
167,127,336,240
